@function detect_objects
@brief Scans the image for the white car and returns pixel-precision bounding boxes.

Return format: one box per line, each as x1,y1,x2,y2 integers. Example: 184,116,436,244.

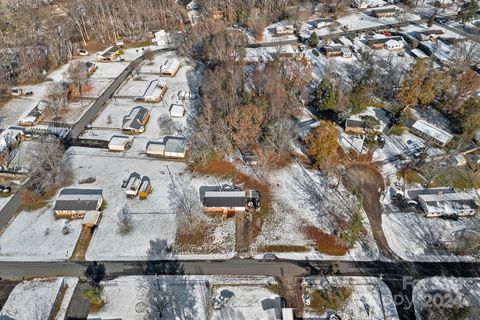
78,49,89,56
177,91,197,100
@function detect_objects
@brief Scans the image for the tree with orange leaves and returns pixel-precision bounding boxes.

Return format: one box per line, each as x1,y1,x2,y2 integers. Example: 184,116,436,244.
305,121,339,170
226,104,265,149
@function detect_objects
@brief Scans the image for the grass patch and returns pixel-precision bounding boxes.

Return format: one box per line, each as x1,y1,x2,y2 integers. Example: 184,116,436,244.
257,245,309,253
397,168,424,185
82,286,105,312
389,124,404,136
309,287,352,314
305,225,347,256
432,166,480,189
268,283,281,295
123,41,152,49
174,216,222,254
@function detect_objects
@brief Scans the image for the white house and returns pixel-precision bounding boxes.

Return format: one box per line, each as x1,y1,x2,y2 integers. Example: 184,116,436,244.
108,135,130,151
274,24,295,36
384,39,403,50
315,18,335,28
146,137,187,159
160,59,181,77
411,120,453,147
408,188,479,218
136,79,167,103
152,30,170,46
18,100,50,126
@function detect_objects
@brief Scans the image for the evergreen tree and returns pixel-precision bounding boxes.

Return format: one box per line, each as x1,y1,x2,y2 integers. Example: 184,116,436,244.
313,80,336,111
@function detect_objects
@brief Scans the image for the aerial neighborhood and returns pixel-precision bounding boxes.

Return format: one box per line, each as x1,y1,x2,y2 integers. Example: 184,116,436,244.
1,0,480,319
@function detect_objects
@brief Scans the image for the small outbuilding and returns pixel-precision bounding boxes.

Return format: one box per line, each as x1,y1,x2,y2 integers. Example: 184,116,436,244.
108,135,131,151
96,46,120,62
146,137,187,159
82,210,101,227
138,176,153,200
169,104,185,118
126,172,141,198
410,120,453,147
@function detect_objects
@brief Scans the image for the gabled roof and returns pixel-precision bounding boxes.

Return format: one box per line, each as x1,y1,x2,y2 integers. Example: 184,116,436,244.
371,7,396,14
53,188,103,211
203,191,246,207
123,106,149,130
165,137,186,153
366,36,403,46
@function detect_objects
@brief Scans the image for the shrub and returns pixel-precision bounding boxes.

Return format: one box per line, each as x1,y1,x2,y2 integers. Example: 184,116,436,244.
309,287,352,314
82,286,105,312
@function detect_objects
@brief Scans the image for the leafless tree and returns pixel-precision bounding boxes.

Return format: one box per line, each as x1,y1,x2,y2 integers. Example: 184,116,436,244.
144,47,154,64
117,204,133,234
45,81,68,120
168,175,202,220
157,114,178,136
67,61,89,106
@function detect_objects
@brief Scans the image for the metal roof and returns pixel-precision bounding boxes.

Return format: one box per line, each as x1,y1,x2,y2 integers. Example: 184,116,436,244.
53,188,103,211
203,191,246,207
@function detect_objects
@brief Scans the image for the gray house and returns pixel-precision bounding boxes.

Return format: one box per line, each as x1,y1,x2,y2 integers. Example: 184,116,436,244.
53,188,103,218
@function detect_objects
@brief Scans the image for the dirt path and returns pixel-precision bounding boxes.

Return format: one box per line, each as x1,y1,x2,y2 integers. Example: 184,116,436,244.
71,226,93,261
278,277,303,317
344,163,398,259
235,211,253,256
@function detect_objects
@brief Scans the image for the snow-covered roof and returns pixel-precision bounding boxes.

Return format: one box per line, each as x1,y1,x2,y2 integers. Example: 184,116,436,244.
160,59,180,74
169,104,185,117
108,135,130,147
122,106,149,131
418,192,478,215
384,39,402,47
411,48,428,59
411,120,453,145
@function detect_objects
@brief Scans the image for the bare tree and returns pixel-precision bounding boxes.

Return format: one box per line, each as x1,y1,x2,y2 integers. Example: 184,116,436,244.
144,47,154,64
67,61,88,107
168,176,202,220
117,204,133,234
45,81,68,120
157,114,178,135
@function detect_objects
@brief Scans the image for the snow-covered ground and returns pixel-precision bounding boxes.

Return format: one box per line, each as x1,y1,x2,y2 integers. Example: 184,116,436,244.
383,210,479,262
254,161,379,261
81,51,200,142
0,277,77,319
302,276,399,320
63,147,234,260
0,202,82,261
87,275,280,320
412,277,480,320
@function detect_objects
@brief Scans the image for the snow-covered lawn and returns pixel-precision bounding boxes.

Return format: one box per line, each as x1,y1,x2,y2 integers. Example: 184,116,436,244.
254,161,379,261
337,6,420,31
64,147,234,260
0,203,82,261
383,210,479,262
88,275,280,320
0,277,77,320
413,277,480,320
303,276,399,320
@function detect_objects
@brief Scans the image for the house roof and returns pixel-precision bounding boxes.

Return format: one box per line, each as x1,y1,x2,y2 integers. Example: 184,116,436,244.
203,191,246,207
169,104,185,117
146,142,165,155
411,120,453,145
418,29,444,35
345,119,364,128
160,59,180,74
371,7,396,14
123,106,149,130
384,39,402,47
366,36,403,46
53,188,103,211
165,137,186,153
418,192,478,214
108,135,130,147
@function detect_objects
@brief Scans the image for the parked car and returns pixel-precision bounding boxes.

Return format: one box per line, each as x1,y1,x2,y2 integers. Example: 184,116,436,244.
78,49,89,56
11,88,22,96
312,48,320,56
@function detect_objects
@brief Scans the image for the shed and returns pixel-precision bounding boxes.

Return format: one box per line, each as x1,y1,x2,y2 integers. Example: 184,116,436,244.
164,137,187,158
138,176,152,200
126,172,141,198
108,135,130,151
169,104,185,118
18,101,50,126
384,39,403,50
411,120,453,146
146,142,165,157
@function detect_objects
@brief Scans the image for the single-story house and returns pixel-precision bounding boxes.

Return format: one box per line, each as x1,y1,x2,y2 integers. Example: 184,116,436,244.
18,100,50,126
96,46,120,62
345,119,366,135
122,106,150,134
146,137,187,159
407,188,478,218
384,39,403,50
203,189,260,217
366,36,404,49
138,176,152,200
0,126,24,162
371,7,396,18
410,120,453,147
315,18,335,28
169,104,185,118
274,24,295,36
414,29,444,42
160,59,181,77
53,188,103,219
108,135,130,151
410,48,428,59
136,79,167,103
321,46,352,58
